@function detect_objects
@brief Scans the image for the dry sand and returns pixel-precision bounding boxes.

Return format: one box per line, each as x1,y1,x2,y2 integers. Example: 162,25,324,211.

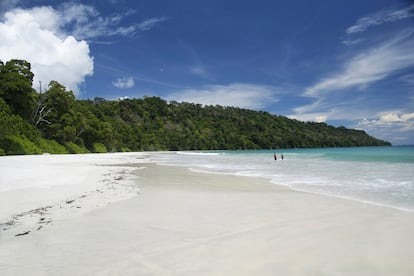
1,162,414,275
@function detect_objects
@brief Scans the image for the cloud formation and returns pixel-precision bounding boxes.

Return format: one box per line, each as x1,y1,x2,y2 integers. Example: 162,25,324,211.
289,112,328,123
346,4,414,34
137,17,168,31
190,66,207,77
357,111,414,144
57,3,149,40
305,29,414,97
292,5,414,134
0,3,167,95
167,83,278,110
112,77,135,89
0,6,94,94
379,112,414,125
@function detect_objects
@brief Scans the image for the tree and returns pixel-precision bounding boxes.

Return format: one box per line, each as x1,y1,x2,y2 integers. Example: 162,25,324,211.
38,81,77,143
0,58,392,155
0,59,35,120
31,92,53,127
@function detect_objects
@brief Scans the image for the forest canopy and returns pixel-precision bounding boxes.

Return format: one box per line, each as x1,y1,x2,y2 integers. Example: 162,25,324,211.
0,59,391,155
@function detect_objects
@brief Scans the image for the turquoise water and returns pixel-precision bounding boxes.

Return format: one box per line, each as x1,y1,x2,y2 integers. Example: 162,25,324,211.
293,146,414,163
212,146,414,163
153,146,414,212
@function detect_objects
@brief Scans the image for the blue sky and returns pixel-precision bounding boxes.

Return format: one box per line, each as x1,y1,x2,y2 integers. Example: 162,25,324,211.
1,0,414,145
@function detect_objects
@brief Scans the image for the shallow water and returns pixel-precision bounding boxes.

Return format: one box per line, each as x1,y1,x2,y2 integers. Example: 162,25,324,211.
152,146,414,212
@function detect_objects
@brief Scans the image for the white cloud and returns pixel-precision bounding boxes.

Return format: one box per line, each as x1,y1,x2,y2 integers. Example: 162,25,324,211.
305,29,414,97
342,38,365,46
361,111,414,129
379,112,414,123
57,3,140,40
167,83,278,110
112,77,135,89
356,111,414,144
380,113,401,123
290,5,414,144
0,3,165,95
293,29,414,129
289,112,328,123
291,7,414,143
399,73,414,85
346,4,414,34
137,17,168,31
401,113,414,122
0,6,94,95
189,65,215,80
190,66,207,77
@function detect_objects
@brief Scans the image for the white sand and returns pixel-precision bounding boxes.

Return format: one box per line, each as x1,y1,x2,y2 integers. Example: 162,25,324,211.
0,152,149,237
1,154,414,275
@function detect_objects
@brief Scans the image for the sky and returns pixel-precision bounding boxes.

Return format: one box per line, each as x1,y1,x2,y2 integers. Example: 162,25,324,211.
0,0,413,145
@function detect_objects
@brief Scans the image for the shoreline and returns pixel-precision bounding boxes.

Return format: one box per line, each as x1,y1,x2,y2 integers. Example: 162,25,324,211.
156,161,414,214
152,149,414,213
1,153,414,275
286,184,414,214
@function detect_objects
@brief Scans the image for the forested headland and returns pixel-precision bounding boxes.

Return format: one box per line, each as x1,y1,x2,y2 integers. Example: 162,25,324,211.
0,59,391,155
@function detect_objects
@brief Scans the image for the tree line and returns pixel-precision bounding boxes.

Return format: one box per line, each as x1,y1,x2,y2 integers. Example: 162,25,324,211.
0,59,391,155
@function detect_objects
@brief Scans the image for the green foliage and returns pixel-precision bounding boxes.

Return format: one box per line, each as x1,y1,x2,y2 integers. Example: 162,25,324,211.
64,142,89,154
1,135,42,155
0,58,391,155
36,81,78,143
71,97,389,151
38,138,68,154
0,59,34,120
92,142,107,153
0,97,44,155
0,97,10,113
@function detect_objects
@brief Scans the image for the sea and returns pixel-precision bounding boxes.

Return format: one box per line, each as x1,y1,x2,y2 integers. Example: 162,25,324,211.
152,146,414,212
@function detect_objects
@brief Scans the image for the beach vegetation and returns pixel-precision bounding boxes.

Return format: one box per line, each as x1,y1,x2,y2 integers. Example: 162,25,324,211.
1,135,42,155
0,59,34,121
92,143,107,153
64,142,89,154
38,138,68,154
0,58,391,155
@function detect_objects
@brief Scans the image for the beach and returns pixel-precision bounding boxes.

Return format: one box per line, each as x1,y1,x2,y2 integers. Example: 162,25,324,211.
1,153,414,275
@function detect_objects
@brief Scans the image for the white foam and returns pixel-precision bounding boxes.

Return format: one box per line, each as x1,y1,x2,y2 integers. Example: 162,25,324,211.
152,150,414,212
176,151,221,156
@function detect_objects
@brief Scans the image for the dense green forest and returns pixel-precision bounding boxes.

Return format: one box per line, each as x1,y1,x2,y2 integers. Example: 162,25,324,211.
0,59,390,155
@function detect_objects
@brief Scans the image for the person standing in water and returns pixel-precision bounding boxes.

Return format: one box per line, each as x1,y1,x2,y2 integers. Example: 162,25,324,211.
274,152,277,160
281,153,284,160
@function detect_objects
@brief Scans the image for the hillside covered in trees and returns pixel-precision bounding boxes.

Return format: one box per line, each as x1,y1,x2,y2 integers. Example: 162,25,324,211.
0,59,391,155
